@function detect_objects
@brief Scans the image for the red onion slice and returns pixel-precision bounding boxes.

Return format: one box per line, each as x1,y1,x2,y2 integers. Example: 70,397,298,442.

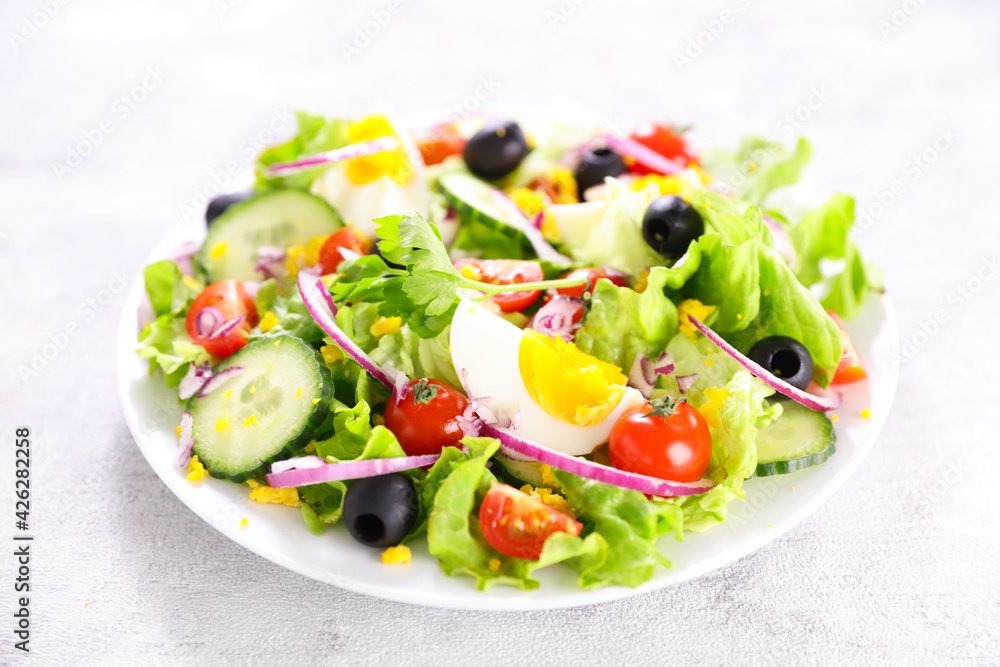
196,366,245,398
297,271,396,390
176,411,195,467
208,315,245,340
480,424,714,497
266,453,440,488
270,455,327,475
169,240,199,276
255,245,287,279
388,364,410,406
676,373,699,394
526,296,583,342
265,136,400,177
178,361,212,400
489,190,573,265
627,352,676,399
689,317,842,411
194,306,224,338
601,134,685,176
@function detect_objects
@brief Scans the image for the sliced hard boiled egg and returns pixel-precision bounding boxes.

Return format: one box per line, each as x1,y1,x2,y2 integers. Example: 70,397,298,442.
450,299,644,456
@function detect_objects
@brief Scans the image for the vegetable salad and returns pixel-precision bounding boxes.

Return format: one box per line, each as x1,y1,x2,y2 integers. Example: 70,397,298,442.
136,110,879,591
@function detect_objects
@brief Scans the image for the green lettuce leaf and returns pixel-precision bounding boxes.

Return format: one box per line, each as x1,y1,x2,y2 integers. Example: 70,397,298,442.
702,136,812,206
575,266,679,372
788,193,880,319
551,469,683,588
665,370,780,532
144,260,193,317
136,315,210,387
568,179,666,275
253,278,325,345
427,437,607,591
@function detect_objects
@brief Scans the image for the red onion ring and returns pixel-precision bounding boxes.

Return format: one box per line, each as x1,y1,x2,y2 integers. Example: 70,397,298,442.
689,317,842,411
266,453,440,488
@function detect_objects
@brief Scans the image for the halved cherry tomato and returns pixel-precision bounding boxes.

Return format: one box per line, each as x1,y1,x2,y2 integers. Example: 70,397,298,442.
452,258,543,313
828,310,868,384
383,378,469,456
609,399,711,483
185,280,259,359
417,124,466,166
318,227,367,275
554,267,629,299
479,482,582,560
627,121,698,174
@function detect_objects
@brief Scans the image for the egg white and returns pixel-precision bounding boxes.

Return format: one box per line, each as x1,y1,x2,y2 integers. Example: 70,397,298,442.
450,299,644,456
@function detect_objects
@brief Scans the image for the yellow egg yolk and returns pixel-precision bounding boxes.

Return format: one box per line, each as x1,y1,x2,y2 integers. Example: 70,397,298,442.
346,115,412,185
518,330,627,427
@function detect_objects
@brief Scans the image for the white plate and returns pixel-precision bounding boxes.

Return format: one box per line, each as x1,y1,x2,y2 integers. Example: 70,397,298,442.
117,219,898,611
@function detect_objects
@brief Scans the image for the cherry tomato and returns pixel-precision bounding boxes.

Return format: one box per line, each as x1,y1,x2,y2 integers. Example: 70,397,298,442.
417,124,466,166
452,258,543,313
479,482,582,560
828,310,868,384
318,228,367,275
383,378,470,456
185,280,259,359
627,121,698,174
554,267,629,299
609,399,711,483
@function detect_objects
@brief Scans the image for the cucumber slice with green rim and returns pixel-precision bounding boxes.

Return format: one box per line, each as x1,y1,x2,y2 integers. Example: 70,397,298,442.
491,452,549,488
436,173,532,249
189,334,333,481
196,189,343,282
754,400,836,477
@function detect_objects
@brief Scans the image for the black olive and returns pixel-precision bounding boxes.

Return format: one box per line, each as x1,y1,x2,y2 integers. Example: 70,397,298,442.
748,336,814,391
342,474,418,548
205,192,251,225
641,195,705,260
574,147,626,197
463,120,529,180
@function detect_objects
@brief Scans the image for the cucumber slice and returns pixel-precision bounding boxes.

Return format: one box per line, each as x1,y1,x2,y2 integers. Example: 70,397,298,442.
491,452,549,488
754,400,836,477
436,173,531,249
189,334,333,481
196,189,343,282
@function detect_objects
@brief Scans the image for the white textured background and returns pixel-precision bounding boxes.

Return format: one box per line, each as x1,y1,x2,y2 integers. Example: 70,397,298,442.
2,0,999,664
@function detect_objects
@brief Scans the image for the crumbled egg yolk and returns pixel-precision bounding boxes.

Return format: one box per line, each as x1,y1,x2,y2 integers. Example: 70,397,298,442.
182,275,203,292
242,415,258,427
508,186,561,242
186,456,208,482
634,269,650,293
286,244,306,276
210,242,228,259
677,299,716,340
247,479,300,507
346,115,412,185
689,163,713,185
519,484,575,517
381,545,411,564
259,311,279,333
518,330,627,427
547,167,578,205
632,174,689,198
320,344,343,365
239,518,248,529
698,386,729,428
861,409,871,419
215,417,230,431
488,558,502,572
369,316,402,338
540,464,559,488
305,235,329,267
